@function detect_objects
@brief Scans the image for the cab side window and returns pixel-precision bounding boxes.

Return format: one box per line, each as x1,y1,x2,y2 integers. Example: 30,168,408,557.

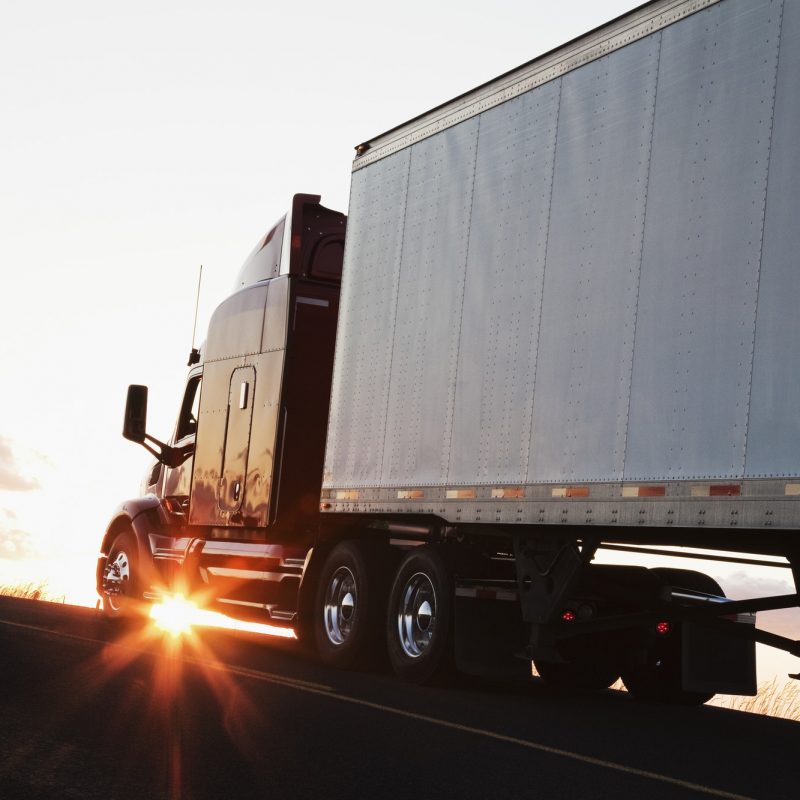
176,376,202,441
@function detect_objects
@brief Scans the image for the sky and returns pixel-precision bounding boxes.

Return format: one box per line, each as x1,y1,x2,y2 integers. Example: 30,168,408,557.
0,0,797,686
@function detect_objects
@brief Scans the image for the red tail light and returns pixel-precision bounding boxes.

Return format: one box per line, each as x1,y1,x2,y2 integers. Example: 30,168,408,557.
655,621,671,635
562,610,576,622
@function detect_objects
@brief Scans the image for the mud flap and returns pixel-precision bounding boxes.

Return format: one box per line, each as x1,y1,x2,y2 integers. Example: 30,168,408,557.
682,619,757,696
453,589,530,679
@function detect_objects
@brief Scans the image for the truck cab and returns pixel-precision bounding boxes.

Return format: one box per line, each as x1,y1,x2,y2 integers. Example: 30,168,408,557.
99,193,346,625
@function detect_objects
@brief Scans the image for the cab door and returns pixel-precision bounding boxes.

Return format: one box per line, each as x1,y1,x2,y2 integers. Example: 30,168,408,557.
218,366,256,513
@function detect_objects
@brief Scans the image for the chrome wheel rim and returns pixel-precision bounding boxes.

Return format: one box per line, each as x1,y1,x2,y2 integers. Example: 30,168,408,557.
104,549,131,612
397,572,436,658
323,566,357,646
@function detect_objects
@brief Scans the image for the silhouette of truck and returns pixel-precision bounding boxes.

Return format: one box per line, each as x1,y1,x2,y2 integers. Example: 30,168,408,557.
99,0,800,703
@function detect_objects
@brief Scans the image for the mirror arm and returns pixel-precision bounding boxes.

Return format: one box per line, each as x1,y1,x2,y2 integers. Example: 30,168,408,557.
142,434,192,469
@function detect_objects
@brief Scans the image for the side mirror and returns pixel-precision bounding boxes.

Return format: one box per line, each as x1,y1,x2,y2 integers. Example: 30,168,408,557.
122,384,188,468
123,385,148,443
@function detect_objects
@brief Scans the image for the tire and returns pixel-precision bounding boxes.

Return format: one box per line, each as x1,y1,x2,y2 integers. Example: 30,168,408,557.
101,531,143,621
650,568,723,597
386,547,453,684
535,659,619,693
313,541,387,670
621,568,722,705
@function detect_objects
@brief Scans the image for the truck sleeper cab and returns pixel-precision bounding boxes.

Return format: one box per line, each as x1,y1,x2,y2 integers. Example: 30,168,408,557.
99,193,345,625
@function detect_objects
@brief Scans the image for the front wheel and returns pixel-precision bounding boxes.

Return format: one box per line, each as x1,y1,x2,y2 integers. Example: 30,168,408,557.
386,547,453,684
101,531,142,621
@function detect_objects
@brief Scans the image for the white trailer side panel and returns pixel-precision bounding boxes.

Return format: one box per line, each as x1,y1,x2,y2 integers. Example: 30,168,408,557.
323,0,800,532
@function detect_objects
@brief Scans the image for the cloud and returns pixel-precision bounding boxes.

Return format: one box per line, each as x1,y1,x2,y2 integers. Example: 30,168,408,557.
0,435,40,491
0,526,38,560
717,570,795,600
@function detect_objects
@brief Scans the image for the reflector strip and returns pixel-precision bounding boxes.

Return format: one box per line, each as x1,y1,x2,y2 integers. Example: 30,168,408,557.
710,485,741,497
691,485,741,497
491,488,525,499
551,487,590,498
622,486,666,498
397,490,425,499
446,489,476,499
785,484,800,496
335,491,359,501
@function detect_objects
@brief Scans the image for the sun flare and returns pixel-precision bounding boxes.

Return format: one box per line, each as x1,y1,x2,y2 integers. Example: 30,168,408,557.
149,594,296,640
150,594,197,636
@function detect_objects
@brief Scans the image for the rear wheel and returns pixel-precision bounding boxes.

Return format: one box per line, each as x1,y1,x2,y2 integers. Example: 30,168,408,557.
313,541,387,669
622,569,722,705
386,547,453,684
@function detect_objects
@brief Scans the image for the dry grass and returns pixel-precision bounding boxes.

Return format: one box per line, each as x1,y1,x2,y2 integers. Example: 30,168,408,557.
710,678,800,721
0,581,65,603
610,677,800,721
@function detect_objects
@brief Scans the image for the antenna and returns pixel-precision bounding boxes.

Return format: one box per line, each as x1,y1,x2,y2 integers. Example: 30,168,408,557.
187,264,203,366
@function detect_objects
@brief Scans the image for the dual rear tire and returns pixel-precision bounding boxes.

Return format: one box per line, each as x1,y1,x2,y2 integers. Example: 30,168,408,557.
312,542,452,683
312,540,388,669
620,568,724,705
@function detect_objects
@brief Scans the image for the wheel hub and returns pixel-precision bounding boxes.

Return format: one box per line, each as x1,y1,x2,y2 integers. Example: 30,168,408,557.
397,572,437,658
102,551,130,596
323,566,357,646
102,550,132,612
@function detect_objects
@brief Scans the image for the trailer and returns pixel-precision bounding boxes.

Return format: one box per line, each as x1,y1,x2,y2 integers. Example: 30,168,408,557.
100,0,800,704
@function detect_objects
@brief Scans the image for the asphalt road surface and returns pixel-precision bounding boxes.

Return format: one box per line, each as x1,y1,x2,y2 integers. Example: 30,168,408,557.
0,596,796,800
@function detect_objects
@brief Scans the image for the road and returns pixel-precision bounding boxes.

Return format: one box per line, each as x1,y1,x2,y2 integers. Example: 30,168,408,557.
0,596,796,800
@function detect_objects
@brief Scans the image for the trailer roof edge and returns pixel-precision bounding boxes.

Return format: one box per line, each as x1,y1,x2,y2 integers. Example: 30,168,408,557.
352,0,721,171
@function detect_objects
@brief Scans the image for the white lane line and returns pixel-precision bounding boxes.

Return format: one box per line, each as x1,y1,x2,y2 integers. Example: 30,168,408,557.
0,617,757,800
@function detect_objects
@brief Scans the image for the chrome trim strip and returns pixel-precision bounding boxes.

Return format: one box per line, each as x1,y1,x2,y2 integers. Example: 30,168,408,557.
200,542,306,569
217,597,267,611
147,534,193,557
207,567,290,582
269,610,296,621
201,542,274,557
218,598,269,609
216,598,297,621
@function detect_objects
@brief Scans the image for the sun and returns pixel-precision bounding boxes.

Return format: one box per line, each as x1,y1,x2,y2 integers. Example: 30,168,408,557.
150,594,197,636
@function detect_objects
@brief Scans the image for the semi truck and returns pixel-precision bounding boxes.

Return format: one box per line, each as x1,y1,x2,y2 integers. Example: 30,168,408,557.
99,0,800,704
